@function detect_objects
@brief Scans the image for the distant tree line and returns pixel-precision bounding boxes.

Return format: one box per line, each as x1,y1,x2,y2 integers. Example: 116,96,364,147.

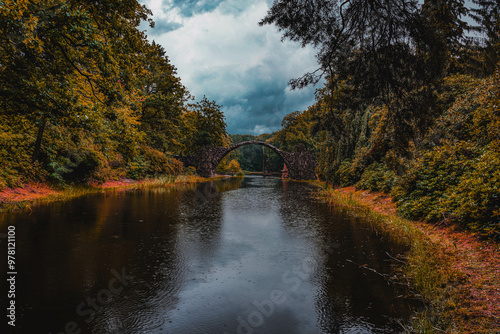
218,134,284,173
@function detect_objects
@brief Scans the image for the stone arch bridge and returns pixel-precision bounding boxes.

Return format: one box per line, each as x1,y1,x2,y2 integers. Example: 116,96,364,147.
177,141,317,180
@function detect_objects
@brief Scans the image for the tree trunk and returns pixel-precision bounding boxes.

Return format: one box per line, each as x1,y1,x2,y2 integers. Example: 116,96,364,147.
32,117,47,163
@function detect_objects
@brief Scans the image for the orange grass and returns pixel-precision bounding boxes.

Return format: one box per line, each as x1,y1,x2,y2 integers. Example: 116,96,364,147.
0,175,222,212
316,182,500,333
0,183,59,203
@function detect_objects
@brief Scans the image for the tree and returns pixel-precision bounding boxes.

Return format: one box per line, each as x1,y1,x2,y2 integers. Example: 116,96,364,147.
139,42,189,154
0,0,153,162
182,96,227,154
470,0,500,75
261,0,444,87
0,0,231,186
270,109,314,152
226,159,242,174
260,0,447,151
422,0,469,73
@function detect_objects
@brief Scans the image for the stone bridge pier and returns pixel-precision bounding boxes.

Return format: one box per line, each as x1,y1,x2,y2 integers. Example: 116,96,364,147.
177,141,317,180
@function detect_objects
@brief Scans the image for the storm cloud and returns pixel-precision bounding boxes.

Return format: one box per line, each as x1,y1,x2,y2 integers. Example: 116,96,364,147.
140,0,320,134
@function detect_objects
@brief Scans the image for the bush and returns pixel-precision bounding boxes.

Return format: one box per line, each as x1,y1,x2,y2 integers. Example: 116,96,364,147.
168,158,184,176
216,155,230,174
226,159,242,175
392,142,475,222
443,145,500,237
142,146,171,176
126,155,149,180
216,157,242,175
127,147,184,179
331,159,357,187
393,141,500,239
356,162,397,193
0,116,46,188
183,166,196,176
86,152,127,184
47,160,73,184
392,73,500,238
43,133,112,185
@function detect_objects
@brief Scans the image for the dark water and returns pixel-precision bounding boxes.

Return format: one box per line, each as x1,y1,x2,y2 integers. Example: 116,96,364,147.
0,176,415,334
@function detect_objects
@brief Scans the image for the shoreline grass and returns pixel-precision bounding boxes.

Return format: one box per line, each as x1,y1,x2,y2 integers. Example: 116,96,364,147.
0,174,230,214
312,181,500,333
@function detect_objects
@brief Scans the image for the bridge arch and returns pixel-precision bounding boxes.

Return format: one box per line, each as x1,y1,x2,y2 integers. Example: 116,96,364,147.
214,140,291,174
176,141,317,180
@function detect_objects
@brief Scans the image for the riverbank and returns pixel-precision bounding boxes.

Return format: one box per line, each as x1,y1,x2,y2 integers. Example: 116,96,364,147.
315,184,500,333
0,175,227,213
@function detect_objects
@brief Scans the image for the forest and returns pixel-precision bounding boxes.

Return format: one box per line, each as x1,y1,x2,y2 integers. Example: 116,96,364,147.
259,0,500,239
1,0,499,238
0,0,228,187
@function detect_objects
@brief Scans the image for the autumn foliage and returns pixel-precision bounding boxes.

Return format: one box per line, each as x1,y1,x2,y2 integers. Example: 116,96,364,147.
0,0,227,188
263,0,500,238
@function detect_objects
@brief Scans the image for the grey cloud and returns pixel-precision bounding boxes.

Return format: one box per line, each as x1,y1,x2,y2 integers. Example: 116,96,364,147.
222,78,317,135
223,84,314,135
141,0,319,135
187,56,317,134
149,20,184,34
166,0,225,17
222,59,315,134
218,0,269,16
163,0,273,18
242,86,286,114
189,66,289,133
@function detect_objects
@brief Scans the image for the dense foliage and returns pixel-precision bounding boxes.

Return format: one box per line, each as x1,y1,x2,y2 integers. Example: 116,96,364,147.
393,75,500,237
1,0,499,238
0,0,227,187
263,0,500,238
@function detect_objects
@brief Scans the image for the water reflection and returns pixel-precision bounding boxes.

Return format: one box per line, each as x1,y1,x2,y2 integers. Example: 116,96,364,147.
278,181,411,333
0,176,413,334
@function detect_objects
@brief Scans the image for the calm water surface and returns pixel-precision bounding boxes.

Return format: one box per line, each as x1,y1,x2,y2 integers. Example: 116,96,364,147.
0,176,415,334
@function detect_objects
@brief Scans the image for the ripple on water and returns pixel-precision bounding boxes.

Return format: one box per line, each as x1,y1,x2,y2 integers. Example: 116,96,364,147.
0,176,414,334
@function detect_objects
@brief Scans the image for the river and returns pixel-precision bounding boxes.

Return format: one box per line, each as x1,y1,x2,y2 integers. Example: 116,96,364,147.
0,176,416,333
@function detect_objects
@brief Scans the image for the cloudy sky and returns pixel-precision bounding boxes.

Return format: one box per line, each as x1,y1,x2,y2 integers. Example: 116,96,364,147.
139,0,320,135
